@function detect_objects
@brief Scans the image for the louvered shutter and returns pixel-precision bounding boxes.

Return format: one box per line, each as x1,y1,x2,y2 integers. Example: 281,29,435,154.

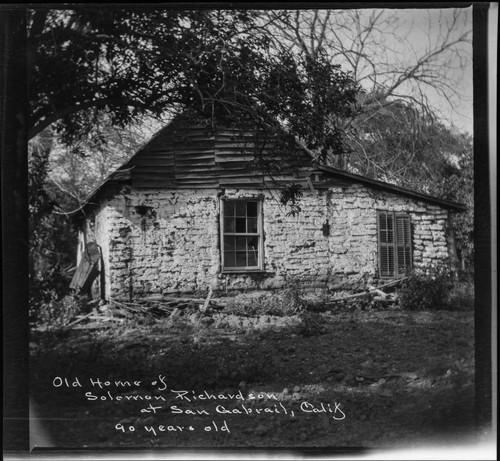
378,212,412,278
378,212,395,277
396,215,412,275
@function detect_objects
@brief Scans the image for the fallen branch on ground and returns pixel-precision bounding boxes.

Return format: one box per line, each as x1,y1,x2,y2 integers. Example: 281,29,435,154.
327,277,408,310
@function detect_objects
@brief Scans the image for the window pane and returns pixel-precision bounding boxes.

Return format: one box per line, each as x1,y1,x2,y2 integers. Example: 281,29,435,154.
224,236,235,251
235,218,246,233
235,202,246,217
235,236,246,250
224,201,235,217
247,236,259,250
247,202,258,217
224,217,235,233
235,251,247,267
224,251,235,267
248,250,258,266
247,217,258,233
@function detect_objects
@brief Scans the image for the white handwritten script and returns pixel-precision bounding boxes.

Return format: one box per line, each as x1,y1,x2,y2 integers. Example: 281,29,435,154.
52,374,346,436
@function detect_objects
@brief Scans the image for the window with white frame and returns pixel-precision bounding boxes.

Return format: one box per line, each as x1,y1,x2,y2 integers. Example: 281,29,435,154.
377,211,412,278
221,199,263,271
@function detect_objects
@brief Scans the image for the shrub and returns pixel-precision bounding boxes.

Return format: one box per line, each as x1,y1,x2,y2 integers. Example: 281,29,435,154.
33,294,89,328
398,267,454,311
447,280,474,311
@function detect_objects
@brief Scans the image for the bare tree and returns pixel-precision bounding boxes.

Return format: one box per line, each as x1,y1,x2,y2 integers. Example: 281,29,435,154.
266,8,472,128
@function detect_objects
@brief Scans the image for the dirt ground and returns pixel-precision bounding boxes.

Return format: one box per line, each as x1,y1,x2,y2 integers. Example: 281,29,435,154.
29,308,477,451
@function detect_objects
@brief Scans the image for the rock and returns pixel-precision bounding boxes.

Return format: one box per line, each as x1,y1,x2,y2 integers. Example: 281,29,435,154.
299,432,308,442
293,385,301,392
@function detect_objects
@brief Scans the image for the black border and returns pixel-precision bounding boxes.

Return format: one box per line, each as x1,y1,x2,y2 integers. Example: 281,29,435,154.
472,1,493,432
1,1,494,458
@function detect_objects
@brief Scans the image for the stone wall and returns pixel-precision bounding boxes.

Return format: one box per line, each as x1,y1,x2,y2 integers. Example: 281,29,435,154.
88,183,452,300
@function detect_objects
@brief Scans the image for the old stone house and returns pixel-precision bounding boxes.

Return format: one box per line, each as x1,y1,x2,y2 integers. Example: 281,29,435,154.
73,117,465,301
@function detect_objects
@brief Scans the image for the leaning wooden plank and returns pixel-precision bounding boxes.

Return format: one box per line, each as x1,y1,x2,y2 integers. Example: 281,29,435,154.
201,288,213,313
70,242,101,293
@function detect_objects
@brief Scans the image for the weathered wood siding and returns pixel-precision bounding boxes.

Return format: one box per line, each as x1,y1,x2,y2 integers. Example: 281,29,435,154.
122,121,312,189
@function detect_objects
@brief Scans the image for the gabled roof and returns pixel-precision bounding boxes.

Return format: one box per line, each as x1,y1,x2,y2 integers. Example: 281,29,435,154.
78,117,466,214
80,116,312,209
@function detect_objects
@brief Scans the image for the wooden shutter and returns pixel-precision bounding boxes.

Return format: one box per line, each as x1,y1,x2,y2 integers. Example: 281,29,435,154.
378,212,395,277
396,215,412,275
378,212,412,278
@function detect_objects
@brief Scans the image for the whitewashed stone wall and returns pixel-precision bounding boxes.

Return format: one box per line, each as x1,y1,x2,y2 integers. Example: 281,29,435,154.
89,183,452,300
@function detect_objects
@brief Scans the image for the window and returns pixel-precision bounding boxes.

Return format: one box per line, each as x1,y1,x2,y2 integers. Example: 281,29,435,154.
377,211,412,278
221,199,263,271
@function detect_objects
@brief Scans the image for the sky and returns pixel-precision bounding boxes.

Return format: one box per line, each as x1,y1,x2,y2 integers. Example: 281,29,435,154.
324,6,474,134
395,7,473,134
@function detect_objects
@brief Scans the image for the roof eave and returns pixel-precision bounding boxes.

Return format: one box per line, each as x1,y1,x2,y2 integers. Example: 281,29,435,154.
317,165,467,212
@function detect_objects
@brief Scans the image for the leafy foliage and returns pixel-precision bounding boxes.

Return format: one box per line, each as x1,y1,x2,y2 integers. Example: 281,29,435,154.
399,267,454,311
29,8,359,157
47,114,161,204
430,146,474,274
344,100,474,273
29,131,77,309
446,280,474,312
31,294,88,328
279,184,303,217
